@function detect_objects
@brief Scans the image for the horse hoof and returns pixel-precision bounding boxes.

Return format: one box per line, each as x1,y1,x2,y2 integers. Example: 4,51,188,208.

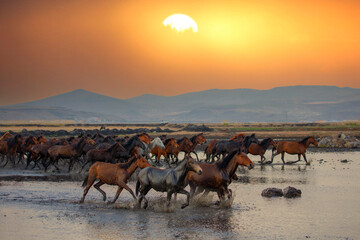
214,201,220,206
181,204,188,209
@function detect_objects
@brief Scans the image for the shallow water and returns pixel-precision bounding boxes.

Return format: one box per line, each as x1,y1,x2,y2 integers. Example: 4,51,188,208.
0,151,359,239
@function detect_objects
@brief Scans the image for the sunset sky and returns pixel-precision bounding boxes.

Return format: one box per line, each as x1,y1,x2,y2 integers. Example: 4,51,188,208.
1,0,360,105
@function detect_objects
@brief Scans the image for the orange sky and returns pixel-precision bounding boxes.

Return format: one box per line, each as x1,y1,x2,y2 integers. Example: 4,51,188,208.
1,0,360,105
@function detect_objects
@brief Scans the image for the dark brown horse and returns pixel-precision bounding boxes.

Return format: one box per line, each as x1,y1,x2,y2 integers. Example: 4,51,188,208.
187,150,254,204
270,136,318,165
80,156,151,203
17,135,37,165
80,142,126,172
188,133,207,161
204,134,244,162
248,138,277,163
1,134,22,167
46,137,96,172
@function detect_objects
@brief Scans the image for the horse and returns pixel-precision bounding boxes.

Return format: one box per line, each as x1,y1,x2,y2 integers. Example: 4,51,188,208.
211,134,259,162
229,133,245,141
169,137,194,163
80,156,151,204
270,136,318,165
205,133,245,162
1,134,22,167
80,142,126,172
26,138,67,169
115,136,146,161
148,137,165,150
136,156,203,209
137,133,152,144
17,135,38,165
150,138,179,166
0,132,13,141
188,133,207,161
46,137,96,172
187,150,254,204
247,138,277,163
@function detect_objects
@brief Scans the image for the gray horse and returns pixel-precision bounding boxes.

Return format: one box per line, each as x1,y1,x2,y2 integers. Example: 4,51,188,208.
136,156,202,209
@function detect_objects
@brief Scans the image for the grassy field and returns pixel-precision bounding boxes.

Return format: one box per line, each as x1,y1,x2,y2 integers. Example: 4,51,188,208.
1,121,359,139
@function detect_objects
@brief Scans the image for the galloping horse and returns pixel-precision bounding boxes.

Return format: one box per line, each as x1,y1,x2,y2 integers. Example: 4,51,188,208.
115,136,146,161
270,136,318,165
172,137,194,162
80,156,151,204
204,134,245,162
1,134,22,167
211,134,259,162
80,142,126,172
188,133,207,161
188,150,254,204
17,135,38,164
46,137,96,172
248,138,277,163
136,156,203,209
150,138,179,166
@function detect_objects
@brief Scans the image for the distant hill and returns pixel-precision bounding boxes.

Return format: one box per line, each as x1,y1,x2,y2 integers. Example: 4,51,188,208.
1,86,359,122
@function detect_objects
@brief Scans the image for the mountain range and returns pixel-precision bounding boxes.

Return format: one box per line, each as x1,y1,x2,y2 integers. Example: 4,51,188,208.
0,86,359,123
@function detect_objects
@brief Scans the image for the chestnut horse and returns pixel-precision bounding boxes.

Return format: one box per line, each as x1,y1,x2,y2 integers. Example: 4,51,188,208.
80,156,151,203
248,138,277,163
137,133,152,144
270,136,318,165
150,138,179,166
46,137,96,172
187,150,254,204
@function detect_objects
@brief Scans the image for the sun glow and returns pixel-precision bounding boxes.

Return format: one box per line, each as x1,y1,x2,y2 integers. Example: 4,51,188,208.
163,14,198,32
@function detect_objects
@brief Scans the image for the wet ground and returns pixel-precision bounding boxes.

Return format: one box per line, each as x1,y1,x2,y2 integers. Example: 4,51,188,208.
0,151,359,239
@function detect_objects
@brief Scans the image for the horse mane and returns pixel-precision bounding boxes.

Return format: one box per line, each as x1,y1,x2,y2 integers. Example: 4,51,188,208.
75,137,85,151
260,138,272,147
25,136,35,145
190,135,197,143
106,142,119,153
299,136,312,144
164,138,172,145
7,134,21,148
118,156,137,169
216,150,238,170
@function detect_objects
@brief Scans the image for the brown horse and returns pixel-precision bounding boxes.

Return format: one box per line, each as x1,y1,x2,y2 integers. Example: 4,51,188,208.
80,142,126,172
151,138,179,166
46,137,96,172
0,132,13,141
1,134,22,167
188,133,207,161
248,138,277,163
187,150,254,204
138,133,152,144
80,156,151,203
17,135,38,165
270,136,318,165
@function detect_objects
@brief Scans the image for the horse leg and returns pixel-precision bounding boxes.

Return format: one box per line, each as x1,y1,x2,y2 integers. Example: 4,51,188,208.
94,181,107,201
302,153,309,165
80,176,97,203
1,155,9,167
113,180,137,203
166,191,173,207
191,151,199,161
68,158,75,173
189,182,197,198
281,152,285,164
110,186,124,204
177,189,191,209
138,186,151,209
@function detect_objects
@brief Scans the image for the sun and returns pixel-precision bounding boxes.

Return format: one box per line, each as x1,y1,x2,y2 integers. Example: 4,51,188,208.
163,14,198,33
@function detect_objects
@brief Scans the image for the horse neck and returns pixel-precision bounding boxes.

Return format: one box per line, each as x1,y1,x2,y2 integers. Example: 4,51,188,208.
224,156,239,177
304,139,313,148
173,160,189,184
125,158,139,176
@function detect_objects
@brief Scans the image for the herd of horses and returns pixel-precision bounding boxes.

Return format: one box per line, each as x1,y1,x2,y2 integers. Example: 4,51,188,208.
0,131,318,208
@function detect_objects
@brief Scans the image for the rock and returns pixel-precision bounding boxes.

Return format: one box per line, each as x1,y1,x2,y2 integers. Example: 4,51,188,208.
283,186,301,198
261,188,284,197
340,159,348,163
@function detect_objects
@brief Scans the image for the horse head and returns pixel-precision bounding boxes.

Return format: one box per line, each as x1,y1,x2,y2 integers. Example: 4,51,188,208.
136,156,152,169
138,133,152,144
195,133,207,145
235,152,254,169
185,157,202,175
308,136,318,147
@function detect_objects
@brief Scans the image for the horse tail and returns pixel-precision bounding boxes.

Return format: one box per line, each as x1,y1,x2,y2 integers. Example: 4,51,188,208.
81,175,88,188
136,180,140,196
